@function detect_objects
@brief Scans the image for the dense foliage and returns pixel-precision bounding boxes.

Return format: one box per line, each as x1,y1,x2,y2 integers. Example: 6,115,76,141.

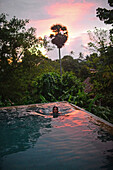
0,14,57,105
50,24,68,49
0,12,113,124
96,0,113,34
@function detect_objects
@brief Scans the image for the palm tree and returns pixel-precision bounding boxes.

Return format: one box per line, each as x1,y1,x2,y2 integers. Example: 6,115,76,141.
50,24,68,77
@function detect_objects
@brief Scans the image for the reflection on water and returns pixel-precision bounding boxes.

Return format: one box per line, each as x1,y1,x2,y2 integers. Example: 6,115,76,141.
0,102,113,170
0,115,51,157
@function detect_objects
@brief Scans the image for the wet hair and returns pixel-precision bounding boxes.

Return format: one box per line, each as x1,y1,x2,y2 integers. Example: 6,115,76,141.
53,106,58,113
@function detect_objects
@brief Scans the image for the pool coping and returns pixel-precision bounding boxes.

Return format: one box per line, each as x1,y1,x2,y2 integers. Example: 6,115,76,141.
70,102,113,136
70,102,113,128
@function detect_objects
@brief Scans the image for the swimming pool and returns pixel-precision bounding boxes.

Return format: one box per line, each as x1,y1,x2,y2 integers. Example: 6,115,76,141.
0,101,113,170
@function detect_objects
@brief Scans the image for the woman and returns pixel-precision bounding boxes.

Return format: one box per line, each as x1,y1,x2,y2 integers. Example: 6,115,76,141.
52,106,59,118
30,106,61,118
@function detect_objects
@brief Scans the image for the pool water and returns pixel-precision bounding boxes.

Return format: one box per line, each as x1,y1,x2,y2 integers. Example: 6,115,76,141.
0,102,113,170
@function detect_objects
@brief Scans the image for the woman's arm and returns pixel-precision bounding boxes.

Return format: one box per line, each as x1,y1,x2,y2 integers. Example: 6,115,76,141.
30,112,46,117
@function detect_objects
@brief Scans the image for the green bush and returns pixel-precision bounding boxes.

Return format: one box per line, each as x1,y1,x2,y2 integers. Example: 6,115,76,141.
33,72,84,103
91,105,113,123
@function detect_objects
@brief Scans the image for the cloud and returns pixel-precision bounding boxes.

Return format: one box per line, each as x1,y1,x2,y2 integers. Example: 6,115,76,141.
0,0,111,60
66,32,90,56
0,0,53,20
28,1,97,60
47,32,90,60
46,1,94,19
30,1,95,38
45,1,95,35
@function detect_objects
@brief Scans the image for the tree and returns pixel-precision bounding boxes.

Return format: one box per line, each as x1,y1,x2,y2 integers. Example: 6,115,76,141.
33,72,84,103
96,0,113,34
62,55,81,77
87,27,109,54
50,24,68,77
0,13,38,69
0,13,38,104
86,27,113,108
87,27,113,72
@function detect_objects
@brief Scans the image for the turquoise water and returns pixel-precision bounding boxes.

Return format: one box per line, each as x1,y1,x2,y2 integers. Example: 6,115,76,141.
0,102,113,170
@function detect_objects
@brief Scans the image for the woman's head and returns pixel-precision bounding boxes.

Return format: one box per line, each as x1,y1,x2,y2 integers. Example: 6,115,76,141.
53,106,58,113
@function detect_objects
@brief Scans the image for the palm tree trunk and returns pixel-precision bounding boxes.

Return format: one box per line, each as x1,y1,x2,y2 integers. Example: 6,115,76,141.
58,48,62,78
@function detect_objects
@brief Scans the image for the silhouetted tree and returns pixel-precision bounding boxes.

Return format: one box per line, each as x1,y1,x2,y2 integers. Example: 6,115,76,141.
96,0,113,34
0,13,38,69
50,24,68,77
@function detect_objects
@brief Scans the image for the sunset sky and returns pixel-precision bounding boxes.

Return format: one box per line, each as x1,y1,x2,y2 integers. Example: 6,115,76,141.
0,0,112,60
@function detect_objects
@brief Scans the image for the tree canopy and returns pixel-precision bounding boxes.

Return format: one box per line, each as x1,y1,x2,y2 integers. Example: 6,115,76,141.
96,0,113,34
0,14,53,104
0,13,38,69
50,24,68,49
85,27,113,108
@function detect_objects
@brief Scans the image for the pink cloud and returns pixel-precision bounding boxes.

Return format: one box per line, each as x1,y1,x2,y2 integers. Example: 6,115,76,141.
90,17,98,21
46,2,95,20
29,1,95,38
45,1,95,28
64,32,90,57
29,1,97,59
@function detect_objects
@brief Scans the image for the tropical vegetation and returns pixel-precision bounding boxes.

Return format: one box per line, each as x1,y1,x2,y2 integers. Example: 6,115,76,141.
0,0,113,124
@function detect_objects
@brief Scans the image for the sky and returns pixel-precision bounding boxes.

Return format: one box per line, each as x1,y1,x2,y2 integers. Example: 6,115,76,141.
0,0,112,60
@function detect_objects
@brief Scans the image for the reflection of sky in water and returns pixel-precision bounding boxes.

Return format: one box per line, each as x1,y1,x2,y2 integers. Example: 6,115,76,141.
0,102,113,169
